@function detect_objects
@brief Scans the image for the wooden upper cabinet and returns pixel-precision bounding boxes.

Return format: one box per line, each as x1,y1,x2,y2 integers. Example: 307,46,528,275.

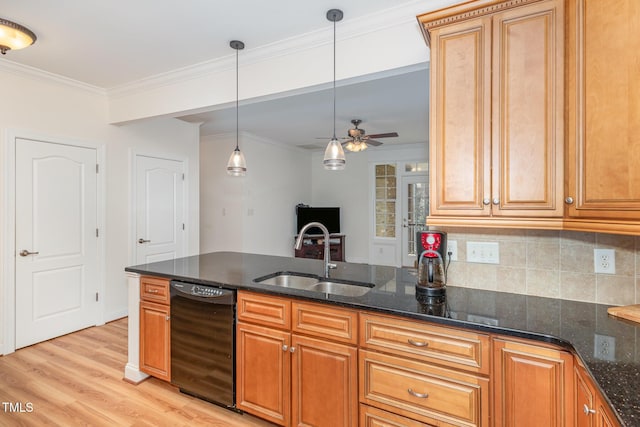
429,16,492,217
420,0,564,226
565,0,640,226
492,1,564,217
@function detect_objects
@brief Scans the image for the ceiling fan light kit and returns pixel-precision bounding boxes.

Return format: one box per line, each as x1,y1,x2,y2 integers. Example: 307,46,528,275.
323,9,346,171
227,40,247,177
0,18,37,55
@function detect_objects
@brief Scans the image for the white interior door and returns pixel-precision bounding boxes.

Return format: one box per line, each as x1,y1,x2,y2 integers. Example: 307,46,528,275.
135,155,185,265
401,175,428,267
15,138,98,349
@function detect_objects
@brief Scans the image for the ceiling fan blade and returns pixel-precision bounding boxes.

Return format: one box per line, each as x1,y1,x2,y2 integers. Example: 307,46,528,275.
366,139,383,146
367,132,398,139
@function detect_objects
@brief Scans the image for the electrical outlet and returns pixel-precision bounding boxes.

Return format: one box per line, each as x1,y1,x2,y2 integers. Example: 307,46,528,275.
466,241,500,264
594,334,616,361
447,240,458,261
594,249,616,274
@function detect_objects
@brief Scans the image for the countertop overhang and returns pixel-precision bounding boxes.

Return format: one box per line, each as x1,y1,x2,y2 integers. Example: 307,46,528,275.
126,251,640,426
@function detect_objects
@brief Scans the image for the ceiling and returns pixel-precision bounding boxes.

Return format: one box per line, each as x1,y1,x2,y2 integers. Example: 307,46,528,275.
0,0,432,148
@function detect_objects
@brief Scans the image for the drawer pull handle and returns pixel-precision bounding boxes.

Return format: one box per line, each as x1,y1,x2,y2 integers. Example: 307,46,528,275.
148,289,159,293
583,404,596,415
408,339,429,347
408,388,429,399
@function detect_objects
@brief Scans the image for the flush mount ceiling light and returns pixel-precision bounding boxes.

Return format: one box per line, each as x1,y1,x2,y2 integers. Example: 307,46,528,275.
323,9,346,171
0,18,37,55
227,40,247,177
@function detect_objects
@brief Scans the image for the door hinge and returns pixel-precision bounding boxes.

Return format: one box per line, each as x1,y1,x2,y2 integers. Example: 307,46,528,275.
95,292,99,302
96,164,99,173
182,173,185,181
96,228,99,237
182,223,185,230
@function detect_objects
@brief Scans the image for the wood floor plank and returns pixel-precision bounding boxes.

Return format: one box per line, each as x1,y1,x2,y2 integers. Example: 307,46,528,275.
0,318,274,427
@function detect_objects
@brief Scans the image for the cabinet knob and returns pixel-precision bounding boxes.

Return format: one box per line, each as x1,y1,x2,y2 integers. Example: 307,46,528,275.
407,388,429,399
282,345,288,352
289,347,296,353
408,339,429,347
483,198,490,205
492,197,500,205
565,196,574,205
583,404,596,415
165,315,170,321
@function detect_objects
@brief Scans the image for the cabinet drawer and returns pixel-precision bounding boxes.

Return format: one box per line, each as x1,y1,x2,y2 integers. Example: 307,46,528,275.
292,301,357,344
360,312,489,374
360,404,441,427
360,350,489,427
140,276,170,304
237,291,291,329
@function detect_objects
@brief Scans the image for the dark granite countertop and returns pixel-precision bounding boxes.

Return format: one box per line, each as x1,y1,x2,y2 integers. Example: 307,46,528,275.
126,251,640,426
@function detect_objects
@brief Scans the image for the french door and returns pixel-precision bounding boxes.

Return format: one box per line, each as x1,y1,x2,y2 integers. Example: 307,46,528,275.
401,175,428,267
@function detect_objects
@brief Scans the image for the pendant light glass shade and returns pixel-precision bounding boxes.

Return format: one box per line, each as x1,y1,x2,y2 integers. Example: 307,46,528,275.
323,9,345,171
323,138,346,170
227,147,247,176
227,40,246,176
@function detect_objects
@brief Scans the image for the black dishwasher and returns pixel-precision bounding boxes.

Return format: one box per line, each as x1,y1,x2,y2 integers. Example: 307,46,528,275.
170,280,236,409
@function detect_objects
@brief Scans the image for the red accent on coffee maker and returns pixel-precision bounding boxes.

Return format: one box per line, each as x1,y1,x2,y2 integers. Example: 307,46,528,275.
419,232,443,258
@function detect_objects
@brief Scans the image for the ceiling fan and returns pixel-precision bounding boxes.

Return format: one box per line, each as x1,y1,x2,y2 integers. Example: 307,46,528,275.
343,119,398,152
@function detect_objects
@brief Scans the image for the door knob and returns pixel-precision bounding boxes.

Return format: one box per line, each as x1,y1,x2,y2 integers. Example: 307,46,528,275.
492,198,500,205
19,250,39,257
565,197,574,205
138,238,151,244
483,198,490,205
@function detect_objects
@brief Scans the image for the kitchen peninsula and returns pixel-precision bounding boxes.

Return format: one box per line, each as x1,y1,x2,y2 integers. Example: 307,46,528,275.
125,252,639,426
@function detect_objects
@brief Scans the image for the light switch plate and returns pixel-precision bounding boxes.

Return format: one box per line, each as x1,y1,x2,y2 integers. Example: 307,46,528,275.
466,241,499,264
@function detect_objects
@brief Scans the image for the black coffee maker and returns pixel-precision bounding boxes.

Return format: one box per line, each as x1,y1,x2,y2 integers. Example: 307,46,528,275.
416,231,448,295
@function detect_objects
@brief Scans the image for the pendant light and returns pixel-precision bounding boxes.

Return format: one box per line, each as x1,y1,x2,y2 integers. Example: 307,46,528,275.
323,9,346,171
227,40,247,176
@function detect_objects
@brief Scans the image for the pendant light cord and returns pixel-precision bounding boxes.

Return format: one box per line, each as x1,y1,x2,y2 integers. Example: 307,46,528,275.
235,47,239,151
332,18,336,139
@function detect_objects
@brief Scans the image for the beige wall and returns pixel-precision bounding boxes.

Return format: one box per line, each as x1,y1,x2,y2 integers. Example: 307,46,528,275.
440,227,639,306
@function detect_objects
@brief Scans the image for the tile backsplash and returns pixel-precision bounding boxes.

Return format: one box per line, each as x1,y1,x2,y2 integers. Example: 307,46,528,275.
438,227,639,306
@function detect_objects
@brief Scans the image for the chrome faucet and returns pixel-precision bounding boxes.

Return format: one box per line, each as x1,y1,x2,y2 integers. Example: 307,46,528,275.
295,222,336,278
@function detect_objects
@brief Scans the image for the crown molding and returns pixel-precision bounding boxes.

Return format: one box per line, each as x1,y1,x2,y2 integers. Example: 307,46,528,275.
0,58,105,95
107,0,445,99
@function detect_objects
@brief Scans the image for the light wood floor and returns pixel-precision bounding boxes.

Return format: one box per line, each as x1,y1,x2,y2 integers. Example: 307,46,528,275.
0,318,274,426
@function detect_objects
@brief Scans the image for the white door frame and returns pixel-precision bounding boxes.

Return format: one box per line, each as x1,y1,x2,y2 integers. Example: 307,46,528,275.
130,151,188,267
2,130,106,355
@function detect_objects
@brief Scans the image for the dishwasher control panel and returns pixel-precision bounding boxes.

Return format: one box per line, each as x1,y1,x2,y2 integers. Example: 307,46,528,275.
170,280,235,304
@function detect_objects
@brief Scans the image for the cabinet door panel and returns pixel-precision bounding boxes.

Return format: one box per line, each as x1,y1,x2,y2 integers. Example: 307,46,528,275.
494,339,573,427
567,0,640,219
492,0,564,216
236,322,290,425
139,301,170,381
429,17,492,217
291,334,358,427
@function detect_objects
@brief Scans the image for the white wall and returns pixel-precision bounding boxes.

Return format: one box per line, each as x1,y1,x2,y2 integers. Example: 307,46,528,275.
200,132,311,257
0,67,200,352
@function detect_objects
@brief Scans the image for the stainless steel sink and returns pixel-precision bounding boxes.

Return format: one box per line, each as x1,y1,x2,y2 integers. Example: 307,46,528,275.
253,271,374,297
254,272,319,290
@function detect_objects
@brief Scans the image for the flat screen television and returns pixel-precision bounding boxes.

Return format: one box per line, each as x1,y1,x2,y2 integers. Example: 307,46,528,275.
296,207,340,235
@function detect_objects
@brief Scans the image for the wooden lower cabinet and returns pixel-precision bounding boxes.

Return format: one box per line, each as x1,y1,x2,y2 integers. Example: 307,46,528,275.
360,349,489,427
291,334,358,427
139,275,171,382
236,322,291,425
574,362,621,427
139,300,171,381
493,338,574,427
236,291,358,426
360,404,433,427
